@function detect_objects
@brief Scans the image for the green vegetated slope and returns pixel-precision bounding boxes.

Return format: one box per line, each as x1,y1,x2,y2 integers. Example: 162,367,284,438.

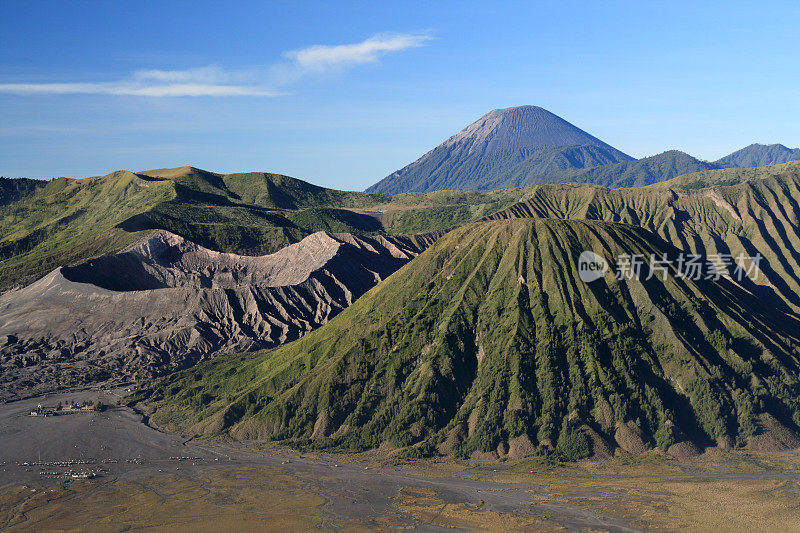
650,161,800,189
0,166,527,290
0,171,176,290
541,150,719,188
485,161,800,312
134,218,800,459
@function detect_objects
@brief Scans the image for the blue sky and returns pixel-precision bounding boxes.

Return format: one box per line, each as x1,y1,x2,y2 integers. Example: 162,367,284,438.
1,1,799,190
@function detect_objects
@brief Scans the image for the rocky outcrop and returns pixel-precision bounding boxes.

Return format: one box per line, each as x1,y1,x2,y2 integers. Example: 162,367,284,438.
0,230,434,400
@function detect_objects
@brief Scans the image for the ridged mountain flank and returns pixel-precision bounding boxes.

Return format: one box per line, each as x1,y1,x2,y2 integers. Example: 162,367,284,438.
483,162,800,313
544,150,720,188
135,218,800,459
715,143,800,168
367,106,633,193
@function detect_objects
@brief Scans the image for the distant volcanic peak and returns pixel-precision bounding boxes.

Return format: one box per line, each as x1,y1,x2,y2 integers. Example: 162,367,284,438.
650,149,691,157
741,143,798,152
715,143,800,168
444,105,622,153
638,150,717,168
749,143,787,149
366,105,633,193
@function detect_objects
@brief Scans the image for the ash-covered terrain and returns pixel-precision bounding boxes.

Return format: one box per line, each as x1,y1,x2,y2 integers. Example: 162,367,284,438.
0,230,436,401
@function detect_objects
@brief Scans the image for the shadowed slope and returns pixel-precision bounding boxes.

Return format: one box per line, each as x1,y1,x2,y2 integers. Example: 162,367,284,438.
0,177,46,206
0,230,436,400
135,219,800,458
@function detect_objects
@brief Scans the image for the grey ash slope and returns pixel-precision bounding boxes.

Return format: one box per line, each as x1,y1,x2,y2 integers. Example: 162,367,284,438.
716,143,800,168
441,105,621,151
367,106,633,193
0,229,436,400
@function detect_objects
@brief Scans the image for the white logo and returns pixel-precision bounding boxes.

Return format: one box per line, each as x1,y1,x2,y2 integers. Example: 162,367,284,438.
578,251,608,283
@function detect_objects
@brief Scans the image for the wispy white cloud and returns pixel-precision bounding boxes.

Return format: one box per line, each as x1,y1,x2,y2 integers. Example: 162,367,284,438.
284,33,432,72
0,81,278,97
0,33,432,97
133,66,230,84
0,65,279,97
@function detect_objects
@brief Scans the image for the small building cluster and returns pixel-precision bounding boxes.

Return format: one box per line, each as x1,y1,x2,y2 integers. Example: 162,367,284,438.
28,400,103,417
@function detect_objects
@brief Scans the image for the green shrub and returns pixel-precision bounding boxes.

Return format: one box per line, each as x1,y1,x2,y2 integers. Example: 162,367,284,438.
399,440,437,459
654,422,676,450
555,428,590,461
